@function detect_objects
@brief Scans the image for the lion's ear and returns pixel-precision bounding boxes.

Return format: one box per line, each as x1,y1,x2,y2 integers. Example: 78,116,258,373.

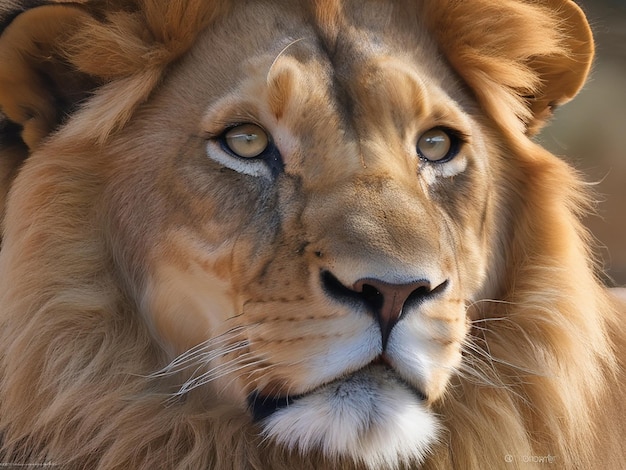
0,2,226,151
524,0,594,135
0,5,99,150
424,0,594,136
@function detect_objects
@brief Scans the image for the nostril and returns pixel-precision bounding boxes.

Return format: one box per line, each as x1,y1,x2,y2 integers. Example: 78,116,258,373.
359,283,385,312
321,272,389,313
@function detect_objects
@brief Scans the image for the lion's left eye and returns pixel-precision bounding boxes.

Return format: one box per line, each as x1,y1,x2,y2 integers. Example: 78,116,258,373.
223,123,269,158
416,128,460,163
209,123,284,178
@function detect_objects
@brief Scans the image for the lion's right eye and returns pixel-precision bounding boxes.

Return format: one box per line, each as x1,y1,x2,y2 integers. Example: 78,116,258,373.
223,124,269,159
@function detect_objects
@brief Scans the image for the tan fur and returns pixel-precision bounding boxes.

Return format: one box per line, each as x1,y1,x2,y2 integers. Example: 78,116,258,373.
0,1,625,469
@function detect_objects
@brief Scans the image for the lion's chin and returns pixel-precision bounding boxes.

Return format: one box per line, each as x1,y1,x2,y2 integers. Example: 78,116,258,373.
251,366,439,469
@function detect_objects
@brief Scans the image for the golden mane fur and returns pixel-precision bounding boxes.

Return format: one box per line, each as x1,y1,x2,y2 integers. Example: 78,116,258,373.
0,1,625,469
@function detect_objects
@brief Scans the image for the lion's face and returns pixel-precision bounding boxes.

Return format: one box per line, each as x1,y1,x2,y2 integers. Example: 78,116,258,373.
0,0,599,468
101,2,494,463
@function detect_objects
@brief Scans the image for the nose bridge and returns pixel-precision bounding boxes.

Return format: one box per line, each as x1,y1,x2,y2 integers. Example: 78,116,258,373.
349,174,435,247
361,135,418,182
306,172,443,285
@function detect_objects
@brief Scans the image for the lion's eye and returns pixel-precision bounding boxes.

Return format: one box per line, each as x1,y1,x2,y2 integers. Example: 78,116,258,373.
416,128,459,163
210,123,283,178
224,124,269,159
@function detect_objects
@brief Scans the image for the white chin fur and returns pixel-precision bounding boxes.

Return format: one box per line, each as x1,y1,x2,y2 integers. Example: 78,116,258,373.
260,369,439,469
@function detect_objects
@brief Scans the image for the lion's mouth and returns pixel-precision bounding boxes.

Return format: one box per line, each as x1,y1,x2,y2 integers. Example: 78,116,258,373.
248,358,427,422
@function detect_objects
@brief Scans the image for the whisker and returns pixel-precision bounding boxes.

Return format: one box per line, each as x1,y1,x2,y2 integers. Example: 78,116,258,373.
148,327,251,379
466,298,517,308
459,327,549,395
469,316,515,325
175,352,261,396
266,37,307,83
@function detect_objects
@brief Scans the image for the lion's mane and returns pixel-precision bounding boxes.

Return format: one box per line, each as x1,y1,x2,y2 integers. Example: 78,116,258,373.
0,1,624,469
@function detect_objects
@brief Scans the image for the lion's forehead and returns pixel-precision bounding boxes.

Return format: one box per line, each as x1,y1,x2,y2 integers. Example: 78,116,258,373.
180,0,471,174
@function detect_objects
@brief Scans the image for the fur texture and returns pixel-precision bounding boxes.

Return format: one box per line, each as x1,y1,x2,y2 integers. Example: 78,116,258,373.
0,1,625,469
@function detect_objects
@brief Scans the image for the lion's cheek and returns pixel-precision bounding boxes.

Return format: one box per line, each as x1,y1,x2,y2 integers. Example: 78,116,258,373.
141,263,237,357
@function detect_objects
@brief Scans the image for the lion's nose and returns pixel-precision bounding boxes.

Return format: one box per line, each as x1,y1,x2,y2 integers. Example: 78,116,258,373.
353,278,433,347
321,271,445,348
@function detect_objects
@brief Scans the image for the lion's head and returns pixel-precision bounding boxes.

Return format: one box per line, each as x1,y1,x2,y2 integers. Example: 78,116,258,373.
1,1,624,469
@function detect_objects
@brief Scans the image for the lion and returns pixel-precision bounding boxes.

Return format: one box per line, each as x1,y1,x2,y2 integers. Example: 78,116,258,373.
0,0,625,468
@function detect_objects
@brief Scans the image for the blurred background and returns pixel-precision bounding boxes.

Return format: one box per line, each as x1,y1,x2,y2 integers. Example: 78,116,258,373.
537,0,626,286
